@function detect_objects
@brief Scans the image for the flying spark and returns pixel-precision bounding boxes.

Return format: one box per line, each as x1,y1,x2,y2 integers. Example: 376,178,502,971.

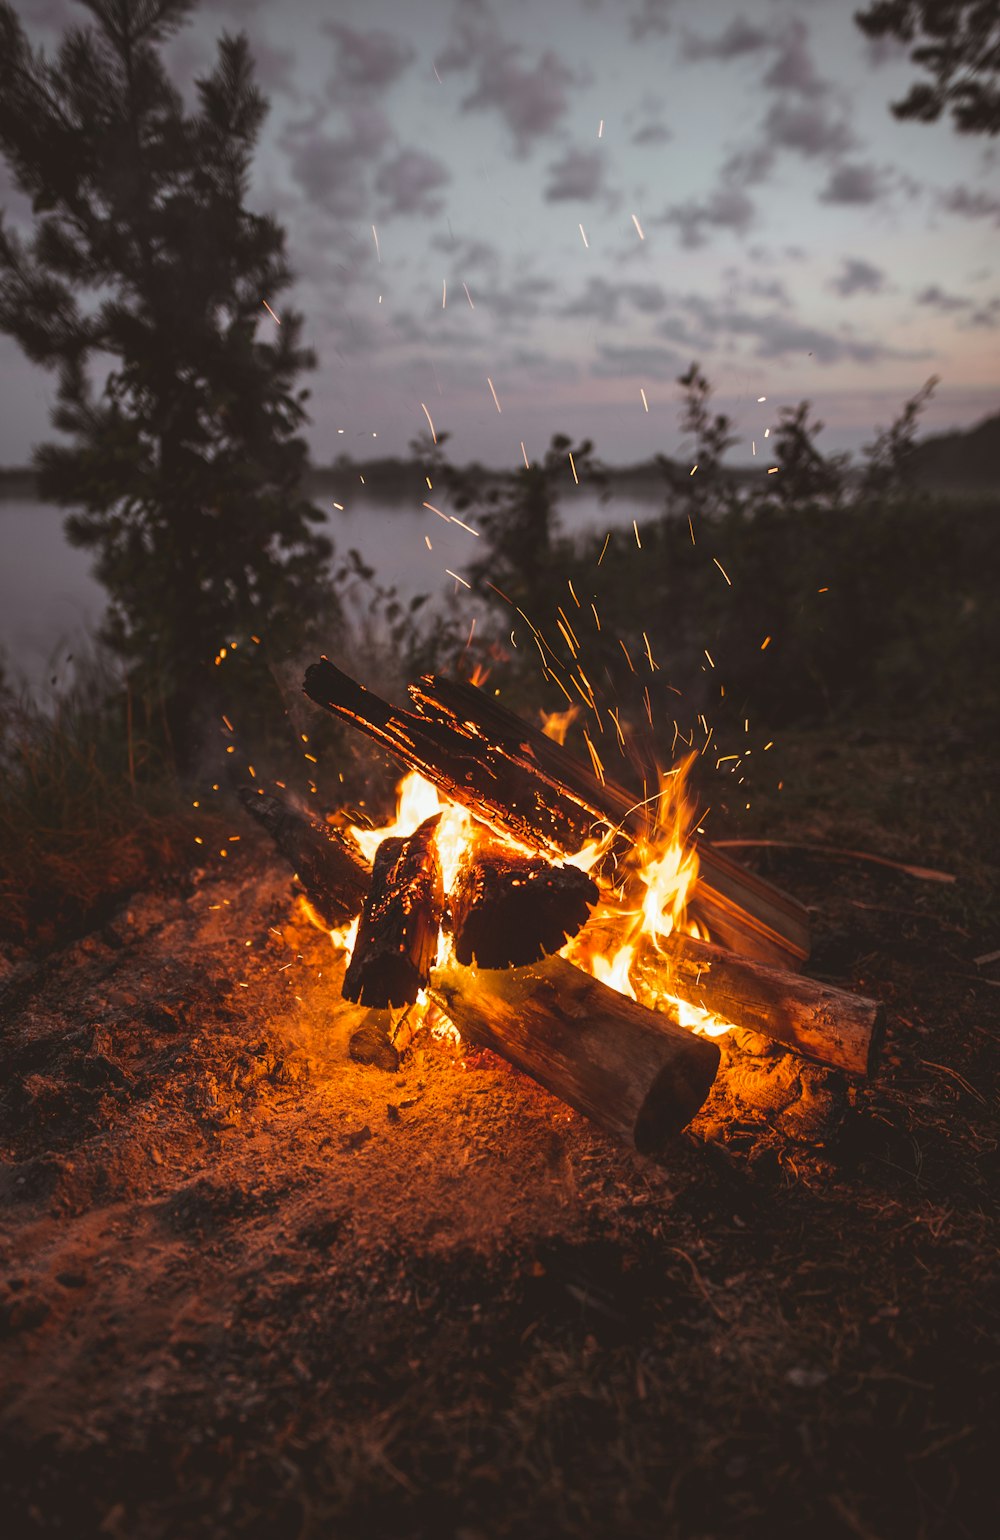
463,282,474,309
420,402,438,443
487,377,502,412
640,387,649,412
767,466,778,474
520,440,530,469
569,451,579,484
579,224,589,248
757,396,766,402
261,299,281,325
598,119,604,138
598,532,611,565
631,214,645,240
712,558,732,586
446,569,470,589
372,224,381,262
690,464,698,476
442,279,447,308
633,519,641,548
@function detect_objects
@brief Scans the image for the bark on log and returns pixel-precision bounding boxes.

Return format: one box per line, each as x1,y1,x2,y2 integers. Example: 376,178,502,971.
343,815,443,1009
411,673,810,969
302,659,809,968
428,954,720,1152
579,916,884,1077
450,839,598,968
238,786,370,927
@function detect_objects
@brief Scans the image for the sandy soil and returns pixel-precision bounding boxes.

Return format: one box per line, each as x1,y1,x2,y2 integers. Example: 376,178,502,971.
1,731,997,1539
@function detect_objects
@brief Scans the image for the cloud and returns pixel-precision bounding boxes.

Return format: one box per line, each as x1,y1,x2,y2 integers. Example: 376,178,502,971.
681,18,770,62
762,18,826,96
436,14,576,154
721,143,776,186
968,298,1000,329
544,148,607,202
631,121,672,145
560,277,668,323
819,162,886,205
830,258,886,297
724,311,926,365
940,185,1000,225
279,104,391,218
655,297,928,366
375,150,450,217
592,343,681,380
323,21,415,93
659,187,755,248
629,0,675,41
762,100,855,159
430,233,500,272
915,285,971,314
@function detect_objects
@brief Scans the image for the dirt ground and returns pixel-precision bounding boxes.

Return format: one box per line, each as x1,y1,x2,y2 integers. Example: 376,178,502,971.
1,723,997,1540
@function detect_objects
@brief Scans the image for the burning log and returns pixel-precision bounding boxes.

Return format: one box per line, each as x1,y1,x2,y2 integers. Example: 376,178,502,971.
580,918,884,1077
428,954,720,1153
302,660,810,969
450,836,599,968
343,815,444,1009
410,673,811,969
237,786,370,926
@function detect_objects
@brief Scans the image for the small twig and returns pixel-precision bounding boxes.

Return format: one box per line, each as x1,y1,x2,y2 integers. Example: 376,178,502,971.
712,839,955,884
919,1059,987,1105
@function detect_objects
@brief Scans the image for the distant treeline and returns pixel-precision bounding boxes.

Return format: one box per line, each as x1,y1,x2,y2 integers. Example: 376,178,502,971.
5,410,997,504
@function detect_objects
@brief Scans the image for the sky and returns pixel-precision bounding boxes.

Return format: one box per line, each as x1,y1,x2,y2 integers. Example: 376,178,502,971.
1,0,998,470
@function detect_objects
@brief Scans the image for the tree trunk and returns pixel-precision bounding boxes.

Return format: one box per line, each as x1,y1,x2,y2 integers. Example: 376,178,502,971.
238,786,370,927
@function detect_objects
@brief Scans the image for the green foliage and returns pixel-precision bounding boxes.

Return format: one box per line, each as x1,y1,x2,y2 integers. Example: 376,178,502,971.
0,0,339,756
855,1,1000,134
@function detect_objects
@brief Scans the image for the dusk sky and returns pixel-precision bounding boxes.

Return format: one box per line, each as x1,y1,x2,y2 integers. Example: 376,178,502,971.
2,0,998,470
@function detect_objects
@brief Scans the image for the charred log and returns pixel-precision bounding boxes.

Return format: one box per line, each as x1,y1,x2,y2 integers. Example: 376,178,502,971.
450,839,598,968
410,673,811,969
581,917,884,1077
302,660,809,969
343,815,443,1009
238,786,370,927
428,954,720,1152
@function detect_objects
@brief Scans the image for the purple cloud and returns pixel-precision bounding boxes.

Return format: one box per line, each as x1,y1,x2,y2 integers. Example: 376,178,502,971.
915,285,971,313
819,162,887,205
762,19,827,97
682,18,770,62
830,258,886,297
375,150,450,217
437,15,576,154
544,148,607,202
660,187,755,248
323,22,415,92
763,100,855,159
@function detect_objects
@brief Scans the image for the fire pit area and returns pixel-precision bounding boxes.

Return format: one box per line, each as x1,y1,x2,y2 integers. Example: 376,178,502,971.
241,660,884,1155
0,700,995,1540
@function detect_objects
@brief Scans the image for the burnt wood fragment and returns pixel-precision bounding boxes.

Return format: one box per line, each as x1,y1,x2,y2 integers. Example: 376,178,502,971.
237,786,370,927
450,839,598,968
343,815,443,1009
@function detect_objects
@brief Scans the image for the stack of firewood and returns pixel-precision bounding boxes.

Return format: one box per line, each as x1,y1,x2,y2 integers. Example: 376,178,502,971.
239,662,884,1154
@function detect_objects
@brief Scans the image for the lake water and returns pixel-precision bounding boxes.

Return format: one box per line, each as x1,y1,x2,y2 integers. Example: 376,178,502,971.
1,487,660,691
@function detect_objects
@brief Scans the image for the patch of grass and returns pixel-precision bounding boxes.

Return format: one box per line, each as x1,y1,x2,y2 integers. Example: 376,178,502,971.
0,654,221,946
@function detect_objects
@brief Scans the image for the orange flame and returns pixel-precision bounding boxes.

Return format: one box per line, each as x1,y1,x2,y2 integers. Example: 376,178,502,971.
301,758,734,1043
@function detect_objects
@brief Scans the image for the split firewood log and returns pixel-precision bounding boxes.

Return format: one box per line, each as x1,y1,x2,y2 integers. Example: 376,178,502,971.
237,786,370,926
342,814,443,1009
449,836,598,968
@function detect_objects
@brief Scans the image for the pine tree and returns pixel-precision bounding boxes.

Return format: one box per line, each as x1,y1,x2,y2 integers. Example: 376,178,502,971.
0,0,338,751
